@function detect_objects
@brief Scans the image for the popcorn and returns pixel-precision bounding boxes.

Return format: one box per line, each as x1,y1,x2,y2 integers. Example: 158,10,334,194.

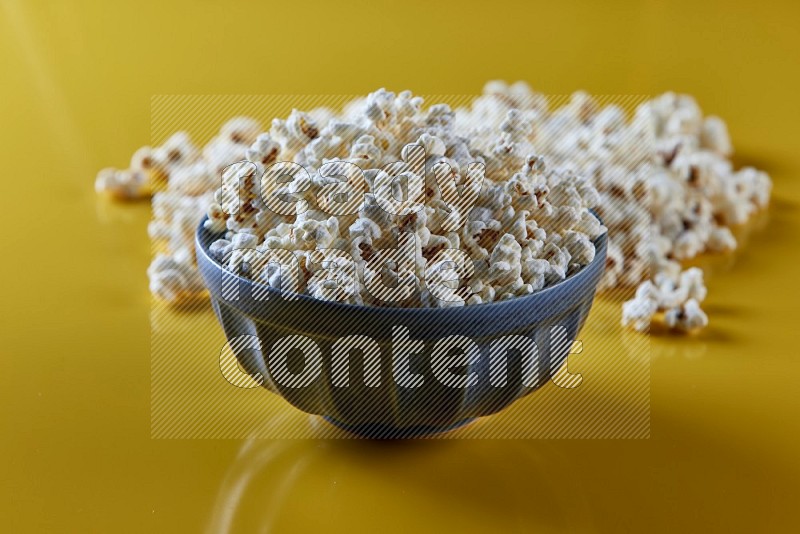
95,131,202,200
306,251,361,304
621,267,709,333
663,298,709,332
542,241,570,285
700,116,732,156
461,83,769,332
246,134,281,168
149,191,212,257
168,162,216,196
621,295,658,333
488,234,523,287
96,82,770,334
208,239,232,262
220,117,261,146
706,226,737,253
153,132,200,173
271,110,320,158
95,168,149,200
148,252,206,304
293,213,340,250
562,230,596,265
230,231,259,250
197,88,607,307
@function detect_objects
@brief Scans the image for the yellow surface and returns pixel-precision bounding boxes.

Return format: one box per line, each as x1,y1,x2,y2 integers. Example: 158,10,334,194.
1,0,799,532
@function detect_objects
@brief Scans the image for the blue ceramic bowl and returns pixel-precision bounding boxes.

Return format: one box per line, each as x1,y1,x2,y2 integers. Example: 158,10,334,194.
196,218,606,438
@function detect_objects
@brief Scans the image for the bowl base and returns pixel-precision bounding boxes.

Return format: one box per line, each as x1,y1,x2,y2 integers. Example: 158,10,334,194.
322,416,475,439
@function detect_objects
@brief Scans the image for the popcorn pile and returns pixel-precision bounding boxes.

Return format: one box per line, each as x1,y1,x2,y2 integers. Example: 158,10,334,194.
454,83,770,331
202,92,606,307
97,117,263,301
96,82,771,332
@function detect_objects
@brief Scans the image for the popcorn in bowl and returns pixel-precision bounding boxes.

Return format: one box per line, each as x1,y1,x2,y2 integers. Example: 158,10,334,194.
201,122,606,308
97,82,771,333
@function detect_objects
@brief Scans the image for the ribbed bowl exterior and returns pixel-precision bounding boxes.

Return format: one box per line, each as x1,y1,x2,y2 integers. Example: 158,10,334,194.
196,219,606,437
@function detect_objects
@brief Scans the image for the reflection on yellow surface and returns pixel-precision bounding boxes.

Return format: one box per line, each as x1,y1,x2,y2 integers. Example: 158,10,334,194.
2,0,800,531
205,425,796,533
206,439,597,533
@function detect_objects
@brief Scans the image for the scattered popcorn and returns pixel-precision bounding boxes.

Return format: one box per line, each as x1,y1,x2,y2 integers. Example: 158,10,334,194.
95,167,149,200
147,251,206,304
95,130,200,200
148,191,212,261
663,298,709,332
458,82,769,332
96,82,771,333
621,267,709,333
621,294,659,333
95,118,263,305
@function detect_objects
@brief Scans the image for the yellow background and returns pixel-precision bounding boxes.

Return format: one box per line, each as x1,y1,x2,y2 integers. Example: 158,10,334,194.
1,0,799,532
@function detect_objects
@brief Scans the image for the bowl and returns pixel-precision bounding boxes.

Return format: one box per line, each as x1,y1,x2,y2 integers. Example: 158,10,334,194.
195,218,607,438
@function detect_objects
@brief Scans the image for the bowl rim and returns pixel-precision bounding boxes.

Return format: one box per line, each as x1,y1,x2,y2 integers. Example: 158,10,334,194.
195,214,607,320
